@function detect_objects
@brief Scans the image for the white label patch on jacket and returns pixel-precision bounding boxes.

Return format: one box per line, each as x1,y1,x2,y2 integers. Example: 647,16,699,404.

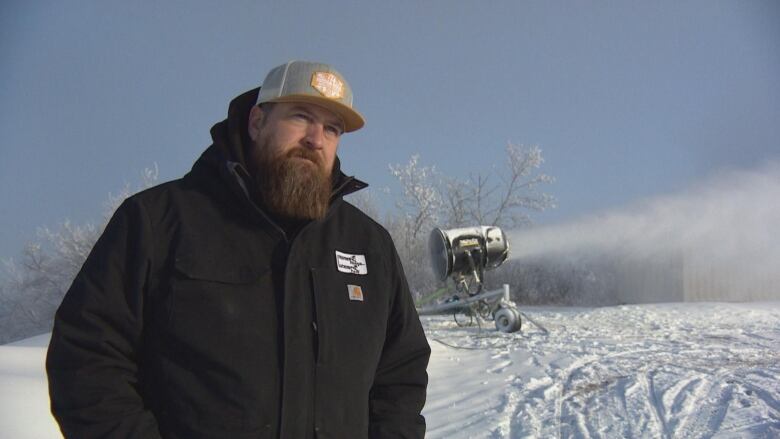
335,251,367,275
347,284,364,301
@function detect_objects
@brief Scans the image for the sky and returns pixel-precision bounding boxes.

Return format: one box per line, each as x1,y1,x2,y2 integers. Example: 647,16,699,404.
1,0,779,262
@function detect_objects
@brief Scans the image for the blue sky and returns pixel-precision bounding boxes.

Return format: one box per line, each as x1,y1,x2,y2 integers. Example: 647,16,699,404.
1,0,778,261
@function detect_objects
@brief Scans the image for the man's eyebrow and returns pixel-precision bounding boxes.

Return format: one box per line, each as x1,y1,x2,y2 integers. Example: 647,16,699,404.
290,105,344,130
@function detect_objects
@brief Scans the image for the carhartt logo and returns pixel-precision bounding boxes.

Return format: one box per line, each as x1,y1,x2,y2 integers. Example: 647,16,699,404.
347,284,364,301
311,72,345,99
335,251,367,275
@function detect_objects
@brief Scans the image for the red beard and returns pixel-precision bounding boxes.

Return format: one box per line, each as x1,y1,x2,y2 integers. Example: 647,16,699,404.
250,145,331,220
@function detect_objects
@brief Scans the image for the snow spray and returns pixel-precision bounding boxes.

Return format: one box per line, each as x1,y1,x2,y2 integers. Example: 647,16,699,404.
506,161,780,303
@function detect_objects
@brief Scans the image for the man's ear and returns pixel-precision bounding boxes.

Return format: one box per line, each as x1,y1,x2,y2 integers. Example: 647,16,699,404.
248,105,265,141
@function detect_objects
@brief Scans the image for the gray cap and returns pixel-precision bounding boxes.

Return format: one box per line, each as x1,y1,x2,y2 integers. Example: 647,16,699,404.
256,60,365,132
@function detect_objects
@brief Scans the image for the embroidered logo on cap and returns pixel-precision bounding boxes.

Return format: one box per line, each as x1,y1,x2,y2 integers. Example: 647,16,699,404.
311,72,345,99
335,250,367,275
347,284,364,301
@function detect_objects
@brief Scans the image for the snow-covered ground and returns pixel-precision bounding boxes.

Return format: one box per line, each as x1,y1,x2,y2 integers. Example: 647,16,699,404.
1,302,779,438
0,333,61,438
424,302,780,438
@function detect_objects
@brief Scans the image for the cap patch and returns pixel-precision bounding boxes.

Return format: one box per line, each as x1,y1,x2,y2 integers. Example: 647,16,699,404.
311,72,345,99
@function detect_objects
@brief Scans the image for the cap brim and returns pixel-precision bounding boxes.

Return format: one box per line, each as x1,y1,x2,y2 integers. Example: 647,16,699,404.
265,94,365,133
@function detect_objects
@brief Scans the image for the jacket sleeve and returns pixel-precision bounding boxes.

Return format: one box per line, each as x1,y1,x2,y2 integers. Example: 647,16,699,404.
368,242,431,439
46,197,162,439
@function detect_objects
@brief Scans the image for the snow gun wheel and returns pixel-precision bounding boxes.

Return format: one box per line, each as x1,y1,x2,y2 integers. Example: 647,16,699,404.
494,308,521,333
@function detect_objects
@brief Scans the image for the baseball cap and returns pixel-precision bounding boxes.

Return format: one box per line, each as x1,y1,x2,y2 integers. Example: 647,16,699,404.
256,60,365,132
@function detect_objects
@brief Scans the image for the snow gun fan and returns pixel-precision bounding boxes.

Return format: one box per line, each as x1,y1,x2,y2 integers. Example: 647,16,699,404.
424,226,520,332
429,226,509,295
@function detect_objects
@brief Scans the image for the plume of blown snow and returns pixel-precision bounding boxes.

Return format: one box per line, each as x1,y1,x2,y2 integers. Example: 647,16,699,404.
508,161,780,301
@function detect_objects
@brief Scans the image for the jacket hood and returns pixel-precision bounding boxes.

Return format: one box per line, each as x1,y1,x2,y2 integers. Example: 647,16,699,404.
209,87,257,170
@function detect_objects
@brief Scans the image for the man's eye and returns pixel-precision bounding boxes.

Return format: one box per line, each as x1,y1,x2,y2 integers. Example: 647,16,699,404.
292,113,312,122
325,125,343,137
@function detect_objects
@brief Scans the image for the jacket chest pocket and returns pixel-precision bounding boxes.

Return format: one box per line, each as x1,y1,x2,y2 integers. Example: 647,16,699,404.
310,266,389,377
166,251,275,353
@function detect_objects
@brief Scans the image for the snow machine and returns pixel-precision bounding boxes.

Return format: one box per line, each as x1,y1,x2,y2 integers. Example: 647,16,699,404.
417,226,521,333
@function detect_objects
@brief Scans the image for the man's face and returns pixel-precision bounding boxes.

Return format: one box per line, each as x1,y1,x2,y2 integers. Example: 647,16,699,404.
248,102,343,175
246,102,345,220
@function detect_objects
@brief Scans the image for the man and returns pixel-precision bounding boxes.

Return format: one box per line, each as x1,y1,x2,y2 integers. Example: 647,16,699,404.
46,60,431,439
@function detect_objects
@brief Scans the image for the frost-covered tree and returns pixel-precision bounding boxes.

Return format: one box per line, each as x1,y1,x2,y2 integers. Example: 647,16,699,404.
388,155,442,250
0,165,158,344
438,143,555,228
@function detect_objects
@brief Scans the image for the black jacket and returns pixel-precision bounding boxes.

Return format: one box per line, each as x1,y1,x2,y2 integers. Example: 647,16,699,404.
46,88,431,439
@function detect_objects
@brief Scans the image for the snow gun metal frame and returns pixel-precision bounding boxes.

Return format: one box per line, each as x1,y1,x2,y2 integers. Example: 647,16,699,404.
418,226,522,333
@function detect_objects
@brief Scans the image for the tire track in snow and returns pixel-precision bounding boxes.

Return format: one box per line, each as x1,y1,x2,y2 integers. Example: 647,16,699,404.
637,371,671,439
422,303,780,438
555,350,666,438
674,378,732,438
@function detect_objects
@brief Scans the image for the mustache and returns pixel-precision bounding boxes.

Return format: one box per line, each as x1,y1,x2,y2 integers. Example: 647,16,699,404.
284,147,322,166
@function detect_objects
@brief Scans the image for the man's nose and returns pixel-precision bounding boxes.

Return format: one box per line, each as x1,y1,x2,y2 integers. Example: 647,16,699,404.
303,123,325,150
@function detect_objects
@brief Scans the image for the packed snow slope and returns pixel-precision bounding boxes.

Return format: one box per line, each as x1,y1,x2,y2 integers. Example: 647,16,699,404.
423,302,780,438
0,333,61,438
1,302,778,438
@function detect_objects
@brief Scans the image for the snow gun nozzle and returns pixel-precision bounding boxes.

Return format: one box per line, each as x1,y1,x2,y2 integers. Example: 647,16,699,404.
429,226,510,295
